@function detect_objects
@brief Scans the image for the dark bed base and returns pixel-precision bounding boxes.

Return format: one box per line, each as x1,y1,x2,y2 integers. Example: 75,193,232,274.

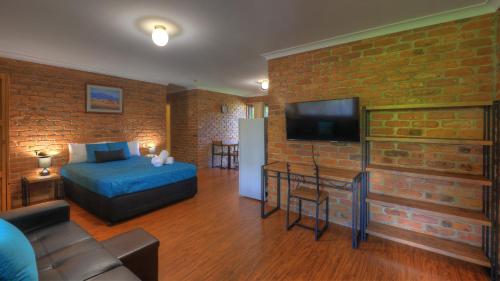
63,177,197,224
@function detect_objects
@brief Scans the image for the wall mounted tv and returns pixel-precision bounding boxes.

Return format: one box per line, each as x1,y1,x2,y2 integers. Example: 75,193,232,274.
285,97,360,142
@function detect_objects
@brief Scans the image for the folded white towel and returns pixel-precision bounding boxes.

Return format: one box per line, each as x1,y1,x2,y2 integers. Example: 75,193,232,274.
165,156,174,165
159,150,169,164
151,156,163,167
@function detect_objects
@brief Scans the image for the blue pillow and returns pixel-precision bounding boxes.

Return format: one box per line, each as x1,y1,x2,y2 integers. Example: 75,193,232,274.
107,142,131,158
0,219,38,281
86,143,109,163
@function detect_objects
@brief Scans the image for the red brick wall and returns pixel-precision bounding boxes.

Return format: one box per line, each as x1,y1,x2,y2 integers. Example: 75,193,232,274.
169,89,246,168
266,12,497,246
196,90,246,168
0,57,167,207
169,90,199,164
245,95,269,104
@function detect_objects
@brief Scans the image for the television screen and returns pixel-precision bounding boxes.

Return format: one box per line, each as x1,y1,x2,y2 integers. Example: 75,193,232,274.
285,98,360,142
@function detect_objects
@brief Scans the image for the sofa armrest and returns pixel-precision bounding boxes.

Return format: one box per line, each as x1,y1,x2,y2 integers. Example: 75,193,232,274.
0,200,70,233
102,228,159,281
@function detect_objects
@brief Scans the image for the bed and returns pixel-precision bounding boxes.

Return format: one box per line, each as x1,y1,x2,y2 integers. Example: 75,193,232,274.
61,156,197,223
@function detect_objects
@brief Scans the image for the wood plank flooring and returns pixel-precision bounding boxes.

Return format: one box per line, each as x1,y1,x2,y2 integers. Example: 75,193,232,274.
70,168,490,281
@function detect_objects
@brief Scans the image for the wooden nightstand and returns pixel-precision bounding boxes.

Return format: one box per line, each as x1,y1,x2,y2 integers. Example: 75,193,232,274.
21,174,63,207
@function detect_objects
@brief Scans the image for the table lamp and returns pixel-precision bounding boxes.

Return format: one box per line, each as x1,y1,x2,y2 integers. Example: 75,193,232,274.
36,151,51,176
148,145,156,155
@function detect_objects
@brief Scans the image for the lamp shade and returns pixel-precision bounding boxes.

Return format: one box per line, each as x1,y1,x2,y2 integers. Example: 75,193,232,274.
148,146,156,154
38,156,51,169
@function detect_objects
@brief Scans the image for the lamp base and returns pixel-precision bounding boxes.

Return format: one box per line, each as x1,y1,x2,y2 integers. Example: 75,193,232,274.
39,168,50,176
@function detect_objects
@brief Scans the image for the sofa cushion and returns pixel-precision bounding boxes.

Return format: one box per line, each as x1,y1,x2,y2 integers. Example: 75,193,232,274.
0,219,38,281
38,247,122,281
36,238,102,271
27,221,92,258
87,266,140,281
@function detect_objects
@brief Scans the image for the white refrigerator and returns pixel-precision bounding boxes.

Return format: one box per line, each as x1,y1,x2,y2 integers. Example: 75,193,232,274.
238,118,266,200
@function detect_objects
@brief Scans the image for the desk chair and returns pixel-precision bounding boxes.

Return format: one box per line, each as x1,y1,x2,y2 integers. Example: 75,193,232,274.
286,162,329,240
211,140,226,168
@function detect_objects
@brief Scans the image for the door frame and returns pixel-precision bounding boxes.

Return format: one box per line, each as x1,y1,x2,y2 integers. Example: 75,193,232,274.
165,103,171,153
0,74,9,211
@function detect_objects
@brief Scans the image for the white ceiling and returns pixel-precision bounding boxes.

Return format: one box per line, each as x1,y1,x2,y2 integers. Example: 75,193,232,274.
0,0,495,96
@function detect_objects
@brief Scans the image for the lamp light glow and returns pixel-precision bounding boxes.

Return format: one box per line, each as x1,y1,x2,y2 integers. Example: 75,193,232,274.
152,25,169,47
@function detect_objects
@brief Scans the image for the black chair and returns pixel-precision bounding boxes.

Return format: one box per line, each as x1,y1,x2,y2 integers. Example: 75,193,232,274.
286,162,329,240
228,144,239,169
211,140,226,168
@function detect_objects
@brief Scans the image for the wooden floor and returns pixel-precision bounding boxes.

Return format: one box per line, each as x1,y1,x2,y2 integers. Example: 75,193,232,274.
70,168,490,281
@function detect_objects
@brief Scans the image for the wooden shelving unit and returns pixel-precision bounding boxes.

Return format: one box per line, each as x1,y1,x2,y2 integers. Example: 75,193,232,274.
367,193,490,226
365,136,493,146
365,101,492,111
367,164,492,186
367,222,490,267
360,102,499,280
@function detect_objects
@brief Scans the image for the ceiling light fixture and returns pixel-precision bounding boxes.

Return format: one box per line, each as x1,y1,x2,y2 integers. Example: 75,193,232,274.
259,79,269,91
152,25,169,47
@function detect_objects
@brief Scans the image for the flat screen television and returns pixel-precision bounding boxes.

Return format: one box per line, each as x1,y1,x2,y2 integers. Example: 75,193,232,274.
285,97,360,142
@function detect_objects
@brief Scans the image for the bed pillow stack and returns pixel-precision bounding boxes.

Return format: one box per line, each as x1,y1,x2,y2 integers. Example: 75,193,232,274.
107,141,131,158
85,143,109,163
68,141,141,164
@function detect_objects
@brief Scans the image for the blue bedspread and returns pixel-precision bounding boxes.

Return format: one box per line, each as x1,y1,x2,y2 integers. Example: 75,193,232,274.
60,157,197,198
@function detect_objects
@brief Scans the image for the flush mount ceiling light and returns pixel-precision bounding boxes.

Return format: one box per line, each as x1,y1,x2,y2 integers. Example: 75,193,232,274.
259,79,269,91
152,25,169,47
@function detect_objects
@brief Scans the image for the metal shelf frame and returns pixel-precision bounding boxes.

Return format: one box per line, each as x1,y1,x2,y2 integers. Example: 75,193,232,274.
360,102,499,280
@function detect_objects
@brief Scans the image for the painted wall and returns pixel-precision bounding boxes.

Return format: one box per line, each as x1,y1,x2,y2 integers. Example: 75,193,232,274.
0,57,167,207
266,12,497,246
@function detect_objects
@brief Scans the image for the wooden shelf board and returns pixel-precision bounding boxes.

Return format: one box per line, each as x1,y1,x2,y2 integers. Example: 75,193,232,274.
365,136,492,146
367,193,491,226
365,101,492,111
366,164,491,186
367,222,490,267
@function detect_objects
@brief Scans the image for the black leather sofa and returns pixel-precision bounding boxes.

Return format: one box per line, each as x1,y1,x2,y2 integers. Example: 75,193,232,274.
0,200,159,281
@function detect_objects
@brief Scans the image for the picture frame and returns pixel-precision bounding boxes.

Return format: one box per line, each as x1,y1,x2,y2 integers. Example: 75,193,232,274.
86,84,123,114
221,104,228,114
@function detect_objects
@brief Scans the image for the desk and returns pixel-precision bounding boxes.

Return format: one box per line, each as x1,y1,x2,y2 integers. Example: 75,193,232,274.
261,162,363,248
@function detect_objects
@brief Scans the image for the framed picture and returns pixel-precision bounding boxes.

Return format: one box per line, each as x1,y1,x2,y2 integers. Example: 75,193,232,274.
86,84,123,113
221,104,228,114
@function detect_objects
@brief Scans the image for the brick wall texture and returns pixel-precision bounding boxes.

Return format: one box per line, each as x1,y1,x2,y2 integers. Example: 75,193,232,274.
169,89,246,168
0,10,498,248
0,57,167,207
266,12,499,246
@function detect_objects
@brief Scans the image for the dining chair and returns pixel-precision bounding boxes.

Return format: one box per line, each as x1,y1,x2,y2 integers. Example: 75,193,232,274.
286,162,329,240
228,144,239,169
211,140,226,168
